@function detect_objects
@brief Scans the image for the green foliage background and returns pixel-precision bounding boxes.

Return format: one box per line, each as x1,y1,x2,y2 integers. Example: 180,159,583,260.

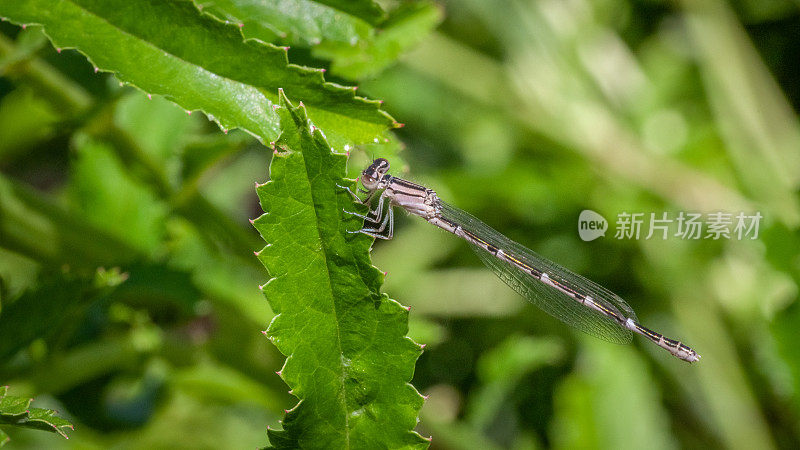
0,0,799,448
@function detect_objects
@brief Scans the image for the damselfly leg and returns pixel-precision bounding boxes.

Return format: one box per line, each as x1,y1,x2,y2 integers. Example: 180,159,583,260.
351,204,394,239
343,194,385,222
344,191,394,239
338,180,395,239
335,182,370,203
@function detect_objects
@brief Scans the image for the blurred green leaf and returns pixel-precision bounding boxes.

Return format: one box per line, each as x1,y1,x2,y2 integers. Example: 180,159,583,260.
0,87,60,163
167,218,269,323
312,0,386,26
69,138,168,255
0,269,123,360
171,360,282,411
0,30,92,115
0,0,398,149
0,26,48,71
113,92,199,183
252,91,426,448
22,327,158,394
319,2,443,79
179,130,254,192
476,335,563,383
0,174,139,269
550,341,678,450
0,249,39,304
680,0,800,225
0,386,74,444
200,148,269,222
467,335,564,436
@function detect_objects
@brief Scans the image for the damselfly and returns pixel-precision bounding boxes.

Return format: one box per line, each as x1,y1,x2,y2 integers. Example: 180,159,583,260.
343,158,700,363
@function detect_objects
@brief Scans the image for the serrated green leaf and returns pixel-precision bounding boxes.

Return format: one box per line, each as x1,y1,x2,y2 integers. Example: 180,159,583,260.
201,0,442,80
21,408,74,437
0,391,29,417
0,387,73,443
0,0,397,149
252,91,426,449
196,0,373,48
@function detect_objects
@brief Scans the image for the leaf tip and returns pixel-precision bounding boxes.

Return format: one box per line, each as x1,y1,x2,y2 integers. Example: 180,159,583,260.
277,89,292,110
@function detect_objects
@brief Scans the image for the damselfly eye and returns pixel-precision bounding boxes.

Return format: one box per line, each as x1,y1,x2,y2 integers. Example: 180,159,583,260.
372,158,390,174
360,158,389,190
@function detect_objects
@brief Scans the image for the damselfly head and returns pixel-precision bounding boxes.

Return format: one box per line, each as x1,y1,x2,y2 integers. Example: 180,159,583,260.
361,158,390,190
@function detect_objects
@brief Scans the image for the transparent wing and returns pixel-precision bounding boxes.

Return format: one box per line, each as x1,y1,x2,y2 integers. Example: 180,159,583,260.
440,201,635,344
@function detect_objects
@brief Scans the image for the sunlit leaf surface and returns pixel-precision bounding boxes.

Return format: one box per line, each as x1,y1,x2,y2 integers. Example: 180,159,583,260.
0,386,74,445
252,91,426,448
0,0,397,149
